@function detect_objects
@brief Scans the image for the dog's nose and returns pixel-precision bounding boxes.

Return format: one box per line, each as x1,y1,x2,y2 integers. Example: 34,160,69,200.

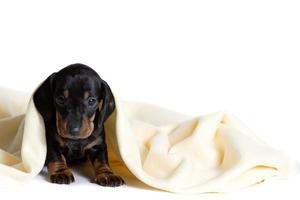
69,127,81,134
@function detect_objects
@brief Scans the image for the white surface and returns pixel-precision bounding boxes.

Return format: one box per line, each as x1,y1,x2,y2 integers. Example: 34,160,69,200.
0,0,299,199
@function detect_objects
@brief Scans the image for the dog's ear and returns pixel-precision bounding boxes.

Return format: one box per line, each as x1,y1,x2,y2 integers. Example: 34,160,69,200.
33,73,56,121
97,80,115,129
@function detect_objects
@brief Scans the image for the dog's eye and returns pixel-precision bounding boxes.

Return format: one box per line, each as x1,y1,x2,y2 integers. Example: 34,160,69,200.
87,97,97,106
56,95,66,106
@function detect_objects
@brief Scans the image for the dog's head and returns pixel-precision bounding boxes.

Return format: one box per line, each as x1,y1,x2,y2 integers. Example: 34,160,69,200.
34,63,115,139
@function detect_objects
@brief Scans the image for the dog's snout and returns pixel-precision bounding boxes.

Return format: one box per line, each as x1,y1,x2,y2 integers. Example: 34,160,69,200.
69,126,81,134
66,108,83,135
68,118,82,135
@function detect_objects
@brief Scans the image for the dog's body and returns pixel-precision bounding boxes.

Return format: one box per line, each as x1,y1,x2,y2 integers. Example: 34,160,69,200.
33,64,124,186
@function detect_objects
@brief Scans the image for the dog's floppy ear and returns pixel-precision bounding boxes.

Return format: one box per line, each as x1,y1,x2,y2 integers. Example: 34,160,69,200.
33,73,56,121
97,80,115,128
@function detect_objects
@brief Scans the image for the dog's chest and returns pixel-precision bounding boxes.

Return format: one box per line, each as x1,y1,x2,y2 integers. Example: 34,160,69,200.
61,141,87,161
56,136,100,162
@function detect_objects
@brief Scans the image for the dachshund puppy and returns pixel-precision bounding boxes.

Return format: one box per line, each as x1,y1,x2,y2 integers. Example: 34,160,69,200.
33,63,124,186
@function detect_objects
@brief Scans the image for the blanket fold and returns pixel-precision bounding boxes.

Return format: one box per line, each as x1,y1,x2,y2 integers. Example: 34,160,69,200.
0,87,297,193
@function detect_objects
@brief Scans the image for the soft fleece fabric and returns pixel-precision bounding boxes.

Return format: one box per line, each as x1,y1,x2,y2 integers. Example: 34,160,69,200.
0,86,297,193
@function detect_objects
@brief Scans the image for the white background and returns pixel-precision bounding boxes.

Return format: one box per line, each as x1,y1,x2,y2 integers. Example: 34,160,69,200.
0,0,299,199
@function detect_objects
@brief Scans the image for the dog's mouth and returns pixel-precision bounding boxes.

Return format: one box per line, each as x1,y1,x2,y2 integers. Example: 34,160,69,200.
56,112,95,139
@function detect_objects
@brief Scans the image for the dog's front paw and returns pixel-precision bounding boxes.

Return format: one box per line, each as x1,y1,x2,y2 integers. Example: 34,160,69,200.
50,171,75,184
94,172,125,187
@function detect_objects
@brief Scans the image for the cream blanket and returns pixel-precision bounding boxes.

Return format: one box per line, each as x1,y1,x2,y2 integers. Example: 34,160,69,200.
0,87,297,193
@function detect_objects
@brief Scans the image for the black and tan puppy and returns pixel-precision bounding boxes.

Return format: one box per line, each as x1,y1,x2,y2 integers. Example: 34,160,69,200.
33,63,124,186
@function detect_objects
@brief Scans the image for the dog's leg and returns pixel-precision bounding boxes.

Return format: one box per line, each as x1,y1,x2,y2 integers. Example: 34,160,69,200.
46,147,74,184
87,136,124,187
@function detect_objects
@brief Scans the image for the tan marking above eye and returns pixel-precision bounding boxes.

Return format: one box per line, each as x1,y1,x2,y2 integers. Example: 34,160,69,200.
84,91,91,99
63,90,69,98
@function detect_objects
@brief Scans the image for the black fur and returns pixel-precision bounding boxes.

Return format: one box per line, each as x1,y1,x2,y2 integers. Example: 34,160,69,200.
33,63,124,186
